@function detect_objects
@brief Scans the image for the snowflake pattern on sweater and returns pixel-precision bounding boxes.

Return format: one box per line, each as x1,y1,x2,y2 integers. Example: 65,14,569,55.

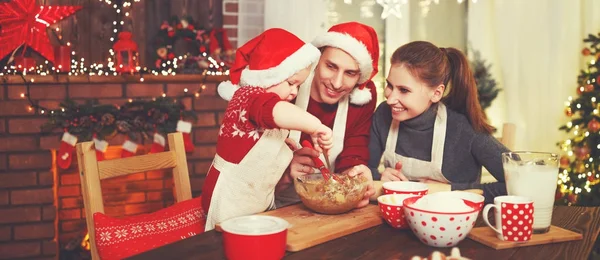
219,87,272,141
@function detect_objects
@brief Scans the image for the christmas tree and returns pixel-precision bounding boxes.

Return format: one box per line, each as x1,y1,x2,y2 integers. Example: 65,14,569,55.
470,50,501,111
557,32,600,206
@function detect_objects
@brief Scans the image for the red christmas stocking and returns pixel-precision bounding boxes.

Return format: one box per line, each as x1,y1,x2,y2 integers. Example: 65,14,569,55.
150,133,166,153
121,140,138,158
93,138,109,161
177,120,194,152
57,132,78,169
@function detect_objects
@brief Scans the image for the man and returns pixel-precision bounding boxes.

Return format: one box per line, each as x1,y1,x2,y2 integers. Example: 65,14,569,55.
275,22,380,208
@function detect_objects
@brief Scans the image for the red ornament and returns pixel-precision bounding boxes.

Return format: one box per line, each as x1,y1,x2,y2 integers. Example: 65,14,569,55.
568,194,578,204
576,86,583,95
555,189,563,201
0,0,81,63
112,31,139,74
565,107,573,117
585,84,595,92
576,146,591,160
597,75,600,84
588,119,600,132
559,155,570,168
582,48,591,56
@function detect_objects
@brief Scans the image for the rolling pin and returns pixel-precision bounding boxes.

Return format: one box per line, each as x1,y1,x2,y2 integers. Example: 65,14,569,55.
369,181,483,201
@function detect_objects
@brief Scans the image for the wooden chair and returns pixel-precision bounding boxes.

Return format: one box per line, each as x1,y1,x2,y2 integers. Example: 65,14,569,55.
76,132,192,259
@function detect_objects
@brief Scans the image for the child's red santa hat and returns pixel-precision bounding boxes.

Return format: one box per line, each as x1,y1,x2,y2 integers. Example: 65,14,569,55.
311,22,379,106
218,28,321,100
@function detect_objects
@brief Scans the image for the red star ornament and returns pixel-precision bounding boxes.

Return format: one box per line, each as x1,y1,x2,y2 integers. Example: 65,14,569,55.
0,0,81,63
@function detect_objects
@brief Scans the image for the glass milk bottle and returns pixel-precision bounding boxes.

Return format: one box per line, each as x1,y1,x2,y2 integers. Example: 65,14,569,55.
502,152,559,234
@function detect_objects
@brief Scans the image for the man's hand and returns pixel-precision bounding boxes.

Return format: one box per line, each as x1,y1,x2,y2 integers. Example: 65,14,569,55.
277,138,317,193
380,162,409,182
345,164,375,208
289,146,319,179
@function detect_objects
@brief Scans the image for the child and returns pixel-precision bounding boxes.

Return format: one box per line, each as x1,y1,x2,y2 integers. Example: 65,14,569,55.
367,41,510,203
201,28,331,230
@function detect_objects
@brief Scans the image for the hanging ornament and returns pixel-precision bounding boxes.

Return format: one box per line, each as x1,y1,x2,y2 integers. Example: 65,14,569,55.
559,155,570,168
121,140,138,158
582,48,591,56
94,138,109,161
376,0,402,19
568,194,578,204
177,120,194,152
576,86,583,95
150,133,166,153
0,0,82,62
588,119,600,132
588,174,596,182
596,75,600,84
555,189,564,201
565,107,573,117
576,161,586,173
584,84,595,92
576,146,591,160
57,131,78,169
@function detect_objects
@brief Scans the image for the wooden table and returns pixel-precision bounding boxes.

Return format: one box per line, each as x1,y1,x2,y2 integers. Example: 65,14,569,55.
127,206,600,260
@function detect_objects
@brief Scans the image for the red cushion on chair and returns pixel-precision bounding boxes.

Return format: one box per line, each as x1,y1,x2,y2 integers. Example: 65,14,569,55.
93,196,205,260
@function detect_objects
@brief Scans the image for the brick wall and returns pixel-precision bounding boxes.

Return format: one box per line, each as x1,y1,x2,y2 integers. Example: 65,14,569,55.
223,0,239,48
0,75,228,259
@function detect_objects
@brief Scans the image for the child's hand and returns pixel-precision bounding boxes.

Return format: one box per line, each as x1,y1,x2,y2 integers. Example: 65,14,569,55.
310,124,333,153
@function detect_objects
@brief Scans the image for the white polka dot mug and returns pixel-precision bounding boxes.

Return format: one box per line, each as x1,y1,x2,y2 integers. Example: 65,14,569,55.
482,195,534,242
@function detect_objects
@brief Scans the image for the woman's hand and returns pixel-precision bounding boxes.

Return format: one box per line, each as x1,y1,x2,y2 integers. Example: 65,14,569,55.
380,162,408,182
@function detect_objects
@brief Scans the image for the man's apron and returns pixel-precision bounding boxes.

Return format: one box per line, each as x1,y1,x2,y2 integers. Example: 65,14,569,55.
275,72,349,207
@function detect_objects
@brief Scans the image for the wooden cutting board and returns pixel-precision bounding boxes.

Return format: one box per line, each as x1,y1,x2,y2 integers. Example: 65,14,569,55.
468,225,582,249
216,203,383,252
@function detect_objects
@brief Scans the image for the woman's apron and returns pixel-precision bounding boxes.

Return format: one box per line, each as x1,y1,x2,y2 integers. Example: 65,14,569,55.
275,72,349,207
382,103,450,183
204,129,293,230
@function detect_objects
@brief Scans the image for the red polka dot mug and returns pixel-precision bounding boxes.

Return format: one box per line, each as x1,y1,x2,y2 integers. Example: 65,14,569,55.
482,195,534,242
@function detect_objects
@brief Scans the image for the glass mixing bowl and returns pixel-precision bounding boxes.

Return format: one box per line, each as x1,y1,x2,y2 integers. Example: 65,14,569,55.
293,173,368,215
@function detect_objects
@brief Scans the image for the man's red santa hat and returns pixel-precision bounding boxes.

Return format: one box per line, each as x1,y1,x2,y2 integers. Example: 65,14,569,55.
311,22,379,106
218,28,321,100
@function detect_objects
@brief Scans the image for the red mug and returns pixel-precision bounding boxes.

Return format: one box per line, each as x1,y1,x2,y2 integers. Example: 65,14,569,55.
221,215,289,260
483,195,534,242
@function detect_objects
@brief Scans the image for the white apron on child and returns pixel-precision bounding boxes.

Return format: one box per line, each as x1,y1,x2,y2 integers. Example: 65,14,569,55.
276,72,349,207
382,103,450,183
204,128,293,230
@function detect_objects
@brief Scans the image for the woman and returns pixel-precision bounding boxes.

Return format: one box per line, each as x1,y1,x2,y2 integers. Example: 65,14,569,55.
368,41,509,203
